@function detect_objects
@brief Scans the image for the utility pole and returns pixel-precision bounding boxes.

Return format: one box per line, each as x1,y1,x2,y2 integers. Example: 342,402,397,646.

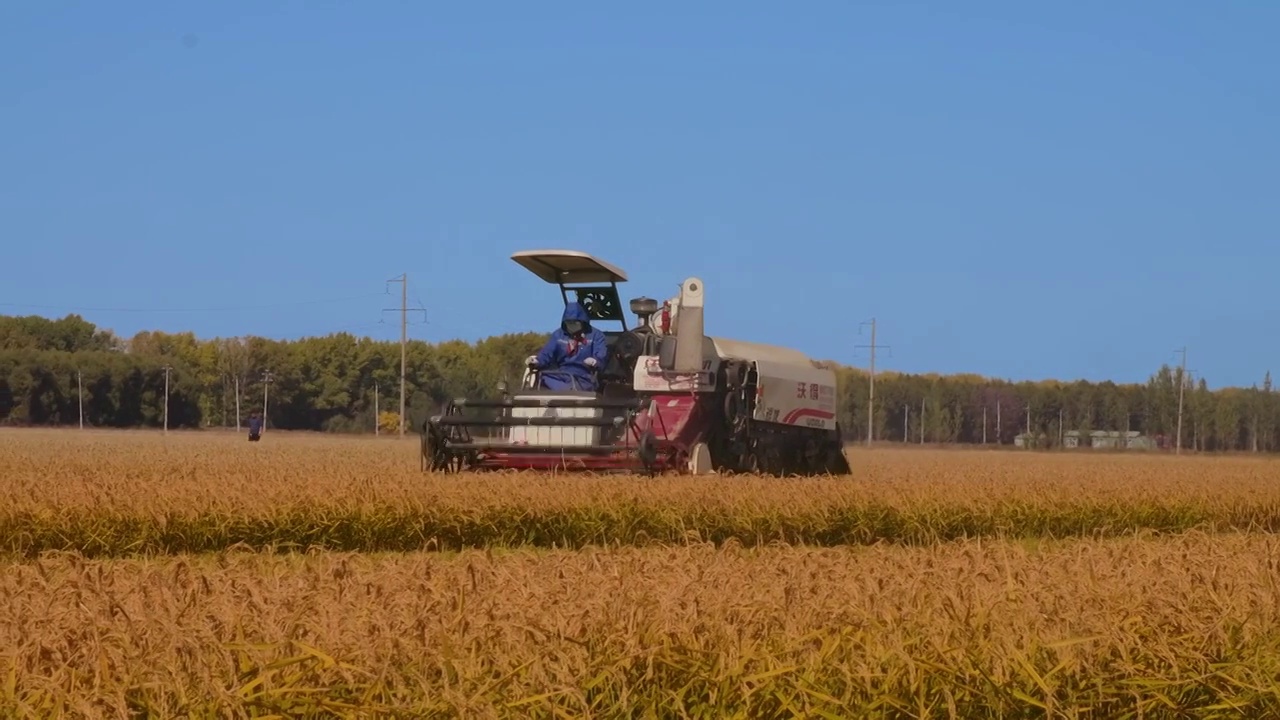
261,370,274,433
1024,399,1034,445
385,274,409,437
76,370,84,430
1188,372,1198,452
856,318,890,446
234,376,242,431
920,397,925,444
162,365,172,433
903,404,909,442
1175,346,1187,454
997,400,1002,445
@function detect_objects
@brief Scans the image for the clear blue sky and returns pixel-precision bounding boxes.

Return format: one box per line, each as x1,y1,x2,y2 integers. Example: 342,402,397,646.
2,2,1276,389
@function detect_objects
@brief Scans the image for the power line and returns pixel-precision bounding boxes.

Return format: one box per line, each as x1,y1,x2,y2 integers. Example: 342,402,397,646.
0,292,386,314
290,320,409,339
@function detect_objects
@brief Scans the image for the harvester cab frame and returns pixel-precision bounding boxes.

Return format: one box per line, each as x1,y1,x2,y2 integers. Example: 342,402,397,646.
508,250,655,395
422,249,851,477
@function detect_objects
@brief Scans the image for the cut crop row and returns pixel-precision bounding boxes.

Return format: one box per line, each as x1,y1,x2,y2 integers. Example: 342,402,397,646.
6,498,1280,557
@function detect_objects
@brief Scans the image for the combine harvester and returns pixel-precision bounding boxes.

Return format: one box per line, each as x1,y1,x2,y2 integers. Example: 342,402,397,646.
421,250,851,476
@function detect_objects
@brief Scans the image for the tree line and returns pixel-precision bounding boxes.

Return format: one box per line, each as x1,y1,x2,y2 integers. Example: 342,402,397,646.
2,313,1278,452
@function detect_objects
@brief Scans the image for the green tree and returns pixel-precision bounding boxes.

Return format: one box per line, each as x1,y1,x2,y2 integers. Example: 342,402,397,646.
6,312,1280,452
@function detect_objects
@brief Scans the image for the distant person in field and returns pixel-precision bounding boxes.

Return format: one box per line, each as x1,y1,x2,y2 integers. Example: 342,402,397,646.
526,301,608,391
247,411,262,441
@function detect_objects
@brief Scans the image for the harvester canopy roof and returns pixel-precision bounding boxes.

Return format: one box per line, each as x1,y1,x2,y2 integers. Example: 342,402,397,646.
511,250,628,284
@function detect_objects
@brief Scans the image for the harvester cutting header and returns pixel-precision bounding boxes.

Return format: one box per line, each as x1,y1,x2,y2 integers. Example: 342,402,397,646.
421,250,850,476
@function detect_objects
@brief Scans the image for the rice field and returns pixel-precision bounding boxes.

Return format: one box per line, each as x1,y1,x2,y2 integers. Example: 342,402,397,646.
3,427,1280,717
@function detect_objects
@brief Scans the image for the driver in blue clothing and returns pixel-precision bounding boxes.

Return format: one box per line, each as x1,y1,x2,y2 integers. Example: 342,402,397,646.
527,301,609,391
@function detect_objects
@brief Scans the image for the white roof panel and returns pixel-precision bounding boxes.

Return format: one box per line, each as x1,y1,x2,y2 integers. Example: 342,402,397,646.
510,249,628,284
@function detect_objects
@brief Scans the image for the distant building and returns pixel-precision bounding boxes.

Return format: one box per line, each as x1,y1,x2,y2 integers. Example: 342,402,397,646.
1013,432,1046,448
1063,430,1155,450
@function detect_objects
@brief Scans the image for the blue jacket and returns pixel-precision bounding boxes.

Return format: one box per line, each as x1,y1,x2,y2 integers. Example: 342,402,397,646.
534,302,608,390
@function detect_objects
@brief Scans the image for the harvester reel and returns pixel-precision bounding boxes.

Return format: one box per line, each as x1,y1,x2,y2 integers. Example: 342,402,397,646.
420,421,452,472
422,403,479,473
